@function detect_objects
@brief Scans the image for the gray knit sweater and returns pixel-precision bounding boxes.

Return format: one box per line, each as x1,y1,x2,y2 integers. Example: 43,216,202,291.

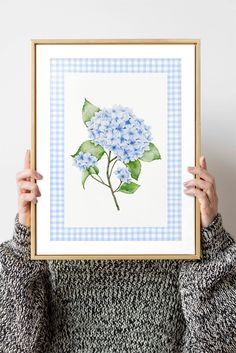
0,212,236,353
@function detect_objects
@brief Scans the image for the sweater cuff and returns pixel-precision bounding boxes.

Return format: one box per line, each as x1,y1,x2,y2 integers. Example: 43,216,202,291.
13,212,31,246
200,212,235,257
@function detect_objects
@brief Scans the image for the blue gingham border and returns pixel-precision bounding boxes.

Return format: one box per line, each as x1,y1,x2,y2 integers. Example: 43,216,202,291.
50,58,182,241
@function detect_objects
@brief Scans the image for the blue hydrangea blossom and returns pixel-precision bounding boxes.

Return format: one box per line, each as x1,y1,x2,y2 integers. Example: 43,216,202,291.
71,99,161,211
72,152,98,171
86,104,152,163
114,167,132,184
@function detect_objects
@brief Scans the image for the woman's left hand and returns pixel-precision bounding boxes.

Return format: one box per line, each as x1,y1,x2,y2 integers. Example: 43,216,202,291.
183,156,219,228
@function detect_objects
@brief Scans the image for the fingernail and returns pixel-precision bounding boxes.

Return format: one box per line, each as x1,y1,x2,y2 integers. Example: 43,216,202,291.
188,166,194,171
36,172,43,178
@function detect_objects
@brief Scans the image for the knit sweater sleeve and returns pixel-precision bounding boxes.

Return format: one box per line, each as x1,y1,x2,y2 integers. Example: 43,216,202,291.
0,212,51,353
179,212,236,352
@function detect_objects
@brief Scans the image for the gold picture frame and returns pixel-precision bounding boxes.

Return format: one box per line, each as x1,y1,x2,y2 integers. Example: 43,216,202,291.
31,39,201,260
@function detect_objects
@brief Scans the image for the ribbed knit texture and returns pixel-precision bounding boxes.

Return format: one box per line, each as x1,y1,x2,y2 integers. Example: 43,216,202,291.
0,212,235,353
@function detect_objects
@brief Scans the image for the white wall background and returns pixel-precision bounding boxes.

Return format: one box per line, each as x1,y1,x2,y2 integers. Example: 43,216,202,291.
0,0,235,242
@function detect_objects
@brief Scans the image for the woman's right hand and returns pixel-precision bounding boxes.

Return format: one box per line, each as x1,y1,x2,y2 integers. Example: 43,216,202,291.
16,149,43,227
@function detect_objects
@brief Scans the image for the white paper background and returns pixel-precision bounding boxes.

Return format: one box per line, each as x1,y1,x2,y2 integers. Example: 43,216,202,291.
36,44,195,255
64,73,167,228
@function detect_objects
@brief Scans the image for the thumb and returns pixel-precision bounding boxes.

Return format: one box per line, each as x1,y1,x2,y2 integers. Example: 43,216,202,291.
24,149,31,169
200,155,207,170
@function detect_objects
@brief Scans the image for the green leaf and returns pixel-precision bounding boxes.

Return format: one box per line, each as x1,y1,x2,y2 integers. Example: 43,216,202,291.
81,166,99,189
81,169,90,189
139,143,161,162
88,166,99,174
118,182,140,194
71,140,105,161
126,160,141,180
82,98,101,125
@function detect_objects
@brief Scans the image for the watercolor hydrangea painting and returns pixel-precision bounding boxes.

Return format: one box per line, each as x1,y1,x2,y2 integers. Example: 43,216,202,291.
70,98,161,210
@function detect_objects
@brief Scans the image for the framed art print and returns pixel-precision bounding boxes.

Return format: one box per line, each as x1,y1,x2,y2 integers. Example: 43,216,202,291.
31,39,201,260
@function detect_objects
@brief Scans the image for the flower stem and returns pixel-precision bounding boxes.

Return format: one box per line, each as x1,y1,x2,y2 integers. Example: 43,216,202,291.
90,174,109,188
106,152,120,211
110,156,117,163
114,181,122,192
109,158,118,178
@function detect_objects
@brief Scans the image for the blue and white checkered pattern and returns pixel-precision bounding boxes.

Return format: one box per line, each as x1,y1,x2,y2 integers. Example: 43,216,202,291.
50,58,182,241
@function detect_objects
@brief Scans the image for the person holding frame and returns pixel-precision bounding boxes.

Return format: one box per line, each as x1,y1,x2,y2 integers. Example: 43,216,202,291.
0,148,235,352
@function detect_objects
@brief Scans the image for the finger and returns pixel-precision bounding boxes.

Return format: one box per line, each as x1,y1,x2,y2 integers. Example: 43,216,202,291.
184,178,211,191
24,150,31,182
16,169,43,182
19,192,38,206
184,187,211,209
17,180,41,196
187,166,215,185
184,179,215,203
